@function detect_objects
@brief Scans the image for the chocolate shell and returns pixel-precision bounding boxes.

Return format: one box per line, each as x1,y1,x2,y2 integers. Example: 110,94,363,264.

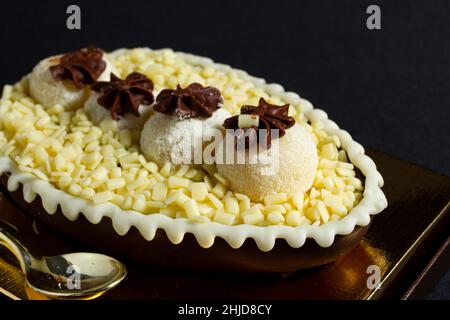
1,174,369,273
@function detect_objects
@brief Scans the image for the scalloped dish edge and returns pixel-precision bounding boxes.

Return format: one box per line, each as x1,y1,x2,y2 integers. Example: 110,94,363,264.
0,48,388,252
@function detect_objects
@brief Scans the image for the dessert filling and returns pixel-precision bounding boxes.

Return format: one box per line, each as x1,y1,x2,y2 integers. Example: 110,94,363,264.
0,48,363,227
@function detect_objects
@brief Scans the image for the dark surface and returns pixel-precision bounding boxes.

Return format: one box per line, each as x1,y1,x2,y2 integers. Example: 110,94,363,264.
0,0,449,298
0,149,449,299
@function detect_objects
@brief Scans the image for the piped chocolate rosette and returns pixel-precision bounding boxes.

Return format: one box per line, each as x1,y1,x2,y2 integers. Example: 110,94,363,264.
50,47,107,89
83,72,155,134
92,72,154,120
154,83,222,119
222,97,295,149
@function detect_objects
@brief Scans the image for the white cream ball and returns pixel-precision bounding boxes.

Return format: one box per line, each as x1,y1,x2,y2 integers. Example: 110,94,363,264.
28,54,116,110
83,93,153,132
216,124,318,202
140,108,231,167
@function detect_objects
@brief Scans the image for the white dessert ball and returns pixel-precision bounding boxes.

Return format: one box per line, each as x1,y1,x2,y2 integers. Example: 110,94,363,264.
216,124,318,202
28,53,116,110
83,93,153,132
140,108,231,167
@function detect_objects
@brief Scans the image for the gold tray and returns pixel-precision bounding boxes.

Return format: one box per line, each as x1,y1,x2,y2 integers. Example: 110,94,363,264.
0,149,449,300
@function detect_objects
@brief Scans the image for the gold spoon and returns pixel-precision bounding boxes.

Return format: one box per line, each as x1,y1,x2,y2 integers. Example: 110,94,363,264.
0,224,127,300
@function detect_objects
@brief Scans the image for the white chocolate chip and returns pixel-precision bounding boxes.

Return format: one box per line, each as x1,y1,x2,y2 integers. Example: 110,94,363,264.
238,114,259,129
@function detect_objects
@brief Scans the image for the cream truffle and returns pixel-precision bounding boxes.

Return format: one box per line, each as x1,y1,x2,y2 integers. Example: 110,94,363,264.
28,48,116,110
140,83,227,166
216,123,318,202
140,108,230,166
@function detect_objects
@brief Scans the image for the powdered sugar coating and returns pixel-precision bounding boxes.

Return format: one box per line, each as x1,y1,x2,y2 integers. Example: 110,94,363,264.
140,108,230,166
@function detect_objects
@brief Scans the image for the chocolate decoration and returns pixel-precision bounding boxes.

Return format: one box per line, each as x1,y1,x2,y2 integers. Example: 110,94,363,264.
91,72,154,120
0,173,369,273
223,98,295,149
154,83,223,119
50,47,107,89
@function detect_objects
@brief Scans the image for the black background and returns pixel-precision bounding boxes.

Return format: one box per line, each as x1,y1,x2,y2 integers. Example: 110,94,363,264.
0,0,449,299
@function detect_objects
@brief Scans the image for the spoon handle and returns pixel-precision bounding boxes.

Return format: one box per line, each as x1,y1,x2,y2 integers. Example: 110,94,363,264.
0,222,32,272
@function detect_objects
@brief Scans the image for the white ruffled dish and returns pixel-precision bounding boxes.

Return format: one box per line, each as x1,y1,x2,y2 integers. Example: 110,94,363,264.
0,48,388,254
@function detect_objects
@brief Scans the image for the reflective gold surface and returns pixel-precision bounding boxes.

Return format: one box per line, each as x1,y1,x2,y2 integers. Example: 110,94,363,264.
0,253,24,300
0,254,110,300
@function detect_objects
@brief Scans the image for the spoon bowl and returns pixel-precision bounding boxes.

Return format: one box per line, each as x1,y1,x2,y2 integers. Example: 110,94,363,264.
0,223,127,299
26,252,127,299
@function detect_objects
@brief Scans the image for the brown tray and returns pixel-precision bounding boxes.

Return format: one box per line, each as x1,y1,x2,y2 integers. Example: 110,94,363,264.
0,148,449,300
